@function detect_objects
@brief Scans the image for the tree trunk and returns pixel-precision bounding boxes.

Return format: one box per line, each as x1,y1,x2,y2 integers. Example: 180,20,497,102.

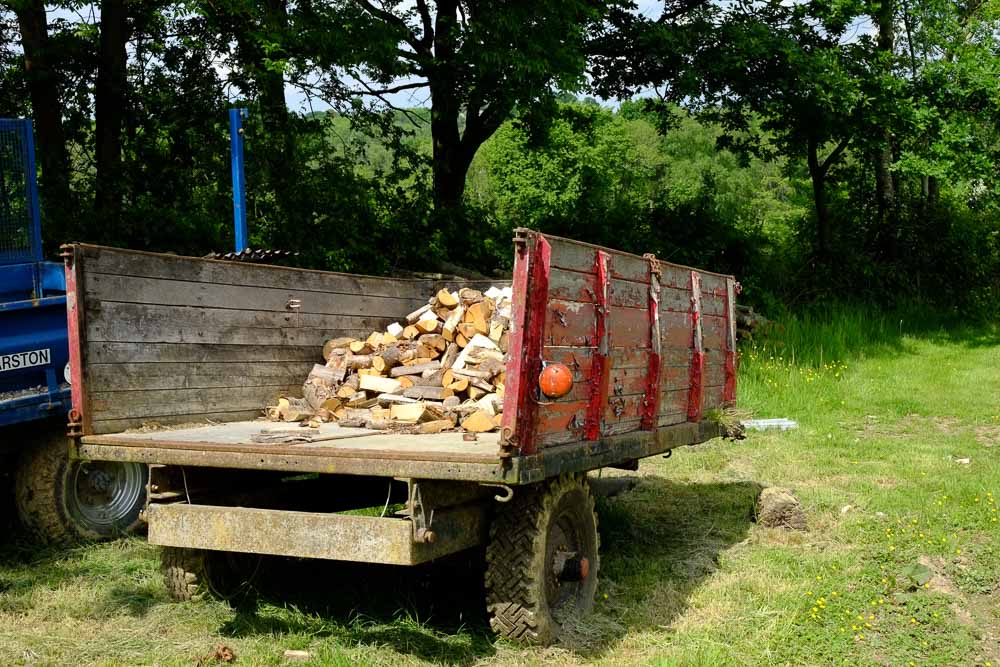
15,0,70,224
94,0,128,221
259,0,291,150
873,0,898,260
428,0,469,213
807,136,831,259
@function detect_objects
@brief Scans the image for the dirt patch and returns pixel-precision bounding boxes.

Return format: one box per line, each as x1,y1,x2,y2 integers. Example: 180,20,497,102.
932,416,962,434
974,425,1000,447
917,556,999,661
918,556,961,597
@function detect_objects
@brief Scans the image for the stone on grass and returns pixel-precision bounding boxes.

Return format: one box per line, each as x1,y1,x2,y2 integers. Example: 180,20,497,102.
756,487,807,530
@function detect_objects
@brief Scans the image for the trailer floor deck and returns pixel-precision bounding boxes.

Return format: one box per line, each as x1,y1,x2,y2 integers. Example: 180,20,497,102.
78,421,511,482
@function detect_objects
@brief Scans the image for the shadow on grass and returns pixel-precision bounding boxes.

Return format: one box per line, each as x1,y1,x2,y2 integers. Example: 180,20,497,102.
0,476,762,663
218,550,495,665
203,476,762,663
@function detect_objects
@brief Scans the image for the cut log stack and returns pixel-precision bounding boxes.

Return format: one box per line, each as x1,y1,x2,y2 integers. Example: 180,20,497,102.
266,286,513,434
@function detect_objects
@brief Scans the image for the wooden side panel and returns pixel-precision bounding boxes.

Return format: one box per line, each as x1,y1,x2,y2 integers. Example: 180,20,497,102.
70,244,499,435
522,231,737,449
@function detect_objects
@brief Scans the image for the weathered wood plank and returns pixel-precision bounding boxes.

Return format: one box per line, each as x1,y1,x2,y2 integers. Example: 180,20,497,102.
86,273,428,318
661,361,726,391
89,385,299,421
88,362,315,392
548,267,649,308
79,245,434,300
660,284,727,317
543,345,651,372
87,342,322,365
543,302,650,348
702,383,727,410
544,365,649,403
547,238,650,282
86,302,384,346
90,410,264,435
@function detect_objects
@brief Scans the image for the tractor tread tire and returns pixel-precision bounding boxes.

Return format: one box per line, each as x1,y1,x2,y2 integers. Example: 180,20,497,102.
14,430,73,544
161,547,207,602
485,474,599,645
14,427,146,543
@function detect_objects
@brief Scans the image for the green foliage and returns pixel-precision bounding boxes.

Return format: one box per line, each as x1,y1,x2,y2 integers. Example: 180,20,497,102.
0,1,998,320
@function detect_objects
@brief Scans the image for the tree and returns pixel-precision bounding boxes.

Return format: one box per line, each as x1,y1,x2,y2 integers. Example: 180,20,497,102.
12,0,70,221
593,0,865,260
296,0,614,213
94,0,128,220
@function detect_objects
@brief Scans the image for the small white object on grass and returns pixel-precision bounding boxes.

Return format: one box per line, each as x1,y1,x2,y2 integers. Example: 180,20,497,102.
742,418,798,431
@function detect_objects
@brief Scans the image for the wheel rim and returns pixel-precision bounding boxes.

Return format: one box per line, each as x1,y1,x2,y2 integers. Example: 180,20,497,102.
545,496,593,619
66,461,147,534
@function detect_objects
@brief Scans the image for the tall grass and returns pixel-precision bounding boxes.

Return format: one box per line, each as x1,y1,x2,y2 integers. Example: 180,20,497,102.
745,302,945,368
737,303,949,422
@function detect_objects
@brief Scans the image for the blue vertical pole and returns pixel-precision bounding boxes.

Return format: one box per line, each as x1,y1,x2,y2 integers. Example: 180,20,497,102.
229,108,248,253
22,119,43,262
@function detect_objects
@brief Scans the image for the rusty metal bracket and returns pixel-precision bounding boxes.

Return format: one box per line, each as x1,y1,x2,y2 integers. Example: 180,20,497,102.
409,482,436,544
66,409,82,437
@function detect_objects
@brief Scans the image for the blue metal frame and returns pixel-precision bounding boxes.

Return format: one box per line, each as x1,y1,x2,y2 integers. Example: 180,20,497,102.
229,108,249,253
0,118,71,430
0,118,43,265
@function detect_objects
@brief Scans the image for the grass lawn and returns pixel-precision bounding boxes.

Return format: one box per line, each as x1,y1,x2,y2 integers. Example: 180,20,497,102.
1,312,998,666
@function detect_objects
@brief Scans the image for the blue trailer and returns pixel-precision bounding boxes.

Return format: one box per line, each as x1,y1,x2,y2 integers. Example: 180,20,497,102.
1,119,146,542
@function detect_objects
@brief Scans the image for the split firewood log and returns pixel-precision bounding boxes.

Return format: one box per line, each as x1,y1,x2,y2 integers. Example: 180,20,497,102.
436,288,459,308
390,361,441,377
461,410,496,432
406,303,433,323
442,305,464,341
322,337,357,361
358,375,403,394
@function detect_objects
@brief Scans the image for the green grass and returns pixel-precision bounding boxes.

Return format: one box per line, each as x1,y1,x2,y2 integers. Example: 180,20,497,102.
1,307,998,666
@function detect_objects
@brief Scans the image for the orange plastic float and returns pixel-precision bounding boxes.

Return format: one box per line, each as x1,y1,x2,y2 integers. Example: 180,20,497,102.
538,363,573,398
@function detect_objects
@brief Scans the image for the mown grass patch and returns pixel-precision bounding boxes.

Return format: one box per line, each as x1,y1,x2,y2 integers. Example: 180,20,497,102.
0,307,997,665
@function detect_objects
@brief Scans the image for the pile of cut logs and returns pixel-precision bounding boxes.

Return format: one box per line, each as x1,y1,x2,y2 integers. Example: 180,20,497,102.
267,286,512,434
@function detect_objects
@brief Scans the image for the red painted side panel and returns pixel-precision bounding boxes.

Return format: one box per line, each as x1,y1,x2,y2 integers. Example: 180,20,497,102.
62,246,88,434
505,230,736,453
500,232,550,455
585,251,611,440
641,263,662,430
687,271,705,422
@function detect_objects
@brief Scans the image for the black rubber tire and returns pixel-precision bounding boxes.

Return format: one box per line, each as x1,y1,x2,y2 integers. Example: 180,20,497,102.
14,426,148,543
485,473,600,645
161,547,261,604
162,547,208,601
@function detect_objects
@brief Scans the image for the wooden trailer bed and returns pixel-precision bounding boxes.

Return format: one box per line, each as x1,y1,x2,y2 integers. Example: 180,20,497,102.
76,418,720,484
61,232,739,643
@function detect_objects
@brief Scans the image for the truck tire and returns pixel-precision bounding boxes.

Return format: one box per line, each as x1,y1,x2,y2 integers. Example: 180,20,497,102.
161,547,260,604
485,473,600,645
14,427,148,543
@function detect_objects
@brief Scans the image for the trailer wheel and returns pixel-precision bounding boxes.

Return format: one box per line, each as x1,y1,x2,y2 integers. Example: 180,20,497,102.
161,547,260,604
14,427,148,543
485,474,599,645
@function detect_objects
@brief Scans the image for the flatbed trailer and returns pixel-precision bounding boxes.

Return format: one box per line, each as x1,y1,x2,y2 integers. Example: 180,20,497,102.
65,229,739,644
